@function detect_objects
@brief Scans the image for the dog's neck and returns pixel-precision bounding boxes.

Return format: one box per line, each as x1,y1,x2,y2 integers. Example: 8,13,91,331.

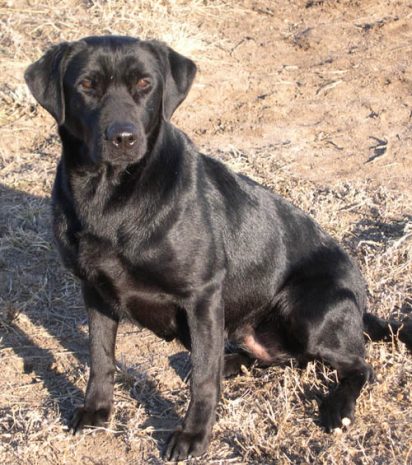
56,120,193,240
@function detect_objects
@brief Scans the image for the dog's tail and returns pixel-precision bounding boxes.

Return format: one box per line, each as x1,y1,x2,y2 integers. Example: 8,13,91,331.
363,313,412,351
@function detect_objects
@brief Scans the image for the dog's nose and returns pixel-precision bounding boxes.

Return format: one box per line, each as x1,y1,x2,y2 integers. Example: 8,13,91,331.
106,123,138,150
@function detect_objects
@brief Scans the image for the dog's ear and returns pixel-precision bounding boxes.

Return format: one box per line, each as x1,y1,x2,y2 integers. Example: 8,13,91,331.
153,43,197,120
24,42,77,125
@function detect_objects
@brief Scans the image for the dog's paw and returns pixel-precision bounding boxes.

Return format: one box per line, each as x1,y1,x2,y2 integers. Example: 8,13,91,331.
69,406,111,434
163,429,209,461
223,353,252,378
320,395,355,433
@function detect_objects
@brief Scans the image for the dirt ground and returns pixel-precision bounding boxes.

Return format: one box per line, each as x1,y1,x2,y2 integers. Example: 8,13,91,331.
0,1,411,464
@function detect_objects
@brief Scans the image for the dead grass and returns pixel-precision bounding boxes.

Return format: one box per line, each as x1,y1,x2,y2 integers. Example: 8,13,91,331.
1,1,411,464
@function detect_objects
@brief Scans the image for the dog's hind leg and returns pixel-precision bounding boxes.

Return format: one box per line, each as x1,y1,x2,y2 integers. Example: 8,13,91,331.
318,352,373,432
282,276,374,432
223,352,254,378
309,305,374,432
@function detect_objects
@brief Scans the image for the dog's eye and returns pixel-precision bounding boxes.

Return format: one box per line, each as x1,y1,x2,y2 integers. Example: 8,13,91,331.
80,78,95,90
136,78,151,90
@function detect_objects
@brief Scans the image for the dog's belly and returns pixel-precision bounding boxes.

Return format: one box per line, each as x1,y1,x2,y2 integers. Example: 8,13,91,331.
124,295,183,341
96,275,185,341
90,269,185,341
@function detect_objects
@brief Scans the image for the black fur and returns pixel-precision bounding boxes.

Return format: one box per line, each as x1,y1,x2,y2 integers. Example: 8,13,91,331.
25,36,412,461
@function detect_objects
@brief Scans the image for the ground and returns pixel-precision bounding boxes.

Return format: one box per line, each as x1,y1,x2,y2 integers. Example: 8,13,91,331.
0,1,411,464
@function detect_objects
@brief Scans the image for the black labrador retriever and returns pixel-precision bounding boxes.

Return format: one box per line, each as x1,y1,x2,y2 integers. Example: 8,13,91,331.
25,36,412,461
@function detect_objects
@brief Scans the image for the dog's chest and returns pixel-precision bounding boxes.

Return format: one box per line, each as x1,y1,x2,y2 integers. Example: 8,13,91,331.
53,165,205,340
78,231,183,337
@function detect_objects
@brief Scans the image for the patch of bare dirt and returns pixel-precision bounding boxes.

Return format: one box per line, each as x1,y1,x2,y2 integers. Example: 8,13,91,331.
177,0,412,195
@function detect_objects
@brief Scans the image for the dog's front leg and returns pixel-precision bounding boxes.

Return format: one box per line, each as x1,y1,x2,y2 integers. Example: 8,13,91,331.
70,283,119,433
164,283,224,461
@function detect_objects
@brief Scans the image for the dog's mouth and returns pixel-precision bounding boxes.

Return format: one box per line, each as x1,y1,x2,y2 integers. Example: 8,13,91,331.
110,145,147,163
100,142,148,166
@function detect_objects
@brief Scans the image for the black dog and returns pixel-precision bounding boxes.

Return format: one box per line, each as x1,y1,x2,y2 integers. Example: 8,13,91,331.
25,36,412,461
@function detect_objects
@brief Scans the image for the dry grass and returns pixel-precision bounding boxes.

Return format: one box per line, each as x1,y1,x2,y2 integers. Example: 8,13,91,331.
1,1,411,464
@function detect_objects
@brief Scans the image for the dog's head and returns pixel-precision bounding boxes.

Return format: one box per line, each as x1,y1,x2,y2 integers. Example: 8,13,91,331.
25,36,196,165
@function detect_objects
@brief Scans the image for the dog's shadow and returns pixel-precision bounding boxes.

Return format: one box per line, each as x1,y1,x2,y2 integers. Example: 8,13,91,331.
344,215,411,247
168,351,191,382
115,359,181,449
0,183,180,452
